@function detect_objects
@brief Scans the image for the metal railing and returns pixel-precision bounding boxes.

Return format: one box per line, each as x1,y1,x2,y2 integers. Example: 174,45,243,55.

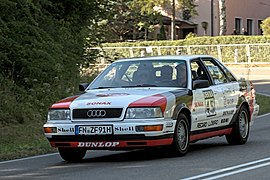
85,43,270,74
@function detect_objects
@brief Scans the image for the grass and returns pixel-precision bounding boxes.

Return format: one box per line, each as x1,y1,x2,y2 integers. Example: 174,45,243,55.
0,121,56,161
0,94,270,161
256,94,270,115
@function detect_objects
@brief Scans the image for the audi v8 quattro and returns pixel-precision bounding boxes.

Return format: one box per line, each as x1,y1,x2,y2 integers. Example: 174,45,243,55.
44,55,259,162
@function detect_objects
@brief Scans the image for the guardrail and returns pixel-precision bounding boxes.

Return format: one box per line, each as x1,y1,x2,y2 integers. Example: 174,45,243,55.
85,43,270,74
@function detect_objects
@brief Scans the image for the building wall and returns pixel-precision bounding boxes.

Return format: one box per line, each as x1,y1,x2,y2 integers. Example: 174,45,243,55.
156,0,270,38
225,0,270,35
192,0,220,36
194,0,270,36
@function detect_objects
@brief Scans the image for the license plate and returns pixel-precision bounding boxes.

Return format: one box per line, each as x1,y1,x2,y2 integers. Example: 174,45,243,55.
75,125,113,135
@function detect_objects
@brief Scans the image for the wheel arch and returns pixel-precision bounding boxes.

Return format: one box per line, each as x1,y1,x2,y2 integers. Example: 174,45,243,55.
238,96,251,122
172,104,191,129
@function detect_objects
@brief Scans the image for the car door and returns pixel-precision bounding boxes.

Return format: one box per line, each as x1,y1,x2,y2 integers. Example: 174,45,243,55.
201,58,239,127
190,59,224,132
212,58,240,125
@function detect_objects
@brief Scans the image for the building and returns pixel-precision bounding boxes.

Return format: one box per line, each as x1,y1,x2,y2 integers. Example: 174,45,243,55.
155,0,270,39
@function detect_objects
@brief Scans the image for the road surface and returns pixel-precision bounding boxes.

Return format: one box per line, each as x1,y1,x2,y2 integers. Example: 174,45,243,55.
0,114,270,180
0,67,269,180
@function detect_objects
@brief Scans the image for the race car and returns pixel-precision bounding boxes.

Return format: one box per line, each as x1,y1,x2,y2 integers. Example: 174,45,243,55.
44,55,259,162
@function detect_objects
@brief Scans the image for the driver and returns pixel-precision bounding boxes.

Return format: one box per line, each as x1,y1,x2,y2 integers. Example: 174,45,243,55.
175,63,187,87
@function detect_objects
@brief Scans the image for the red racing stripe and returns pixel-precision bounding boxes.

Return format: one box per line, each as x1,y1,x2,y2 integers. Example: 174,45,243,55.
190,128,232,142
128,94,167,113
50,95,79,109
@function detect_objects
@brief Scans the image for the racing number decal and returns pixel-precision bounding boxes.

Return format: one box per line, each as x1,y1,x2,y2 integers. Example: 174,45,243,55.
203,90,216,117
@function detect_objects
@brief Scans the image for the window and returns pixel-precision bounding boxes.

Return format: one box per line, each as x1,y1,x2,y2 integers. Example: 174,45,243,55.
258,20,263,35
202,59,229,85
215,60,237,82
190,60,210,82
89,60,187,89
235,18,242,34
247,19,253,35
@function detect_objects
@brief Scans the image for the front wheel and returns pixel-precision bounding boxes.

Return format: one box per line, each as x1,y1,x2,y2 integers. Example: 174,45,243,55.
58,148,86,162
226,106,250,145
171,113,190,156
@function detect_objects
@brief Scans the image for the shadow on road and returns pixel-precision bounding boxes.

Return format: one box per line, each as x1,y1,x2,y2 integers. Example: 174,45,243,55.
76,142,230,163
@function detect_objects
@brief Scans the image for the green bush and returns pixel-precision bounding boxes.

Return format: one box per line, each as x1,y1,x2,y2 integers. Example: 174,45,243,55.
261,17,270,35
97,36,270,63
102,36,270,47
0,0,107,125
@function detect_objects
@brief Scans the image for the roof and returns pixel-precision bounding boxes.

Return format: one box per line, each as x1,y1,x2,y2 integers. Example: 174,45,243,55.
115,55,214,63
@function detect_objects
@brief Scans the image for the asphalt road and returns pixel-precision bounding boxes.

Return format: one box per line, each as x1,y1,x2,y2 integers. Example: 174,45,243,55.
1,113,270,180
0,67,269,180
230,67,270,96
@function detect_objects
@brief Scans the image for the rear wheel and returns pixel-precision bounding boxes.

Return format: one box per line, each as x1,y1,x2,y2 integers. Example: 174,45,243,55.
226,106,250,145
171,113,190,156
58,148,86,162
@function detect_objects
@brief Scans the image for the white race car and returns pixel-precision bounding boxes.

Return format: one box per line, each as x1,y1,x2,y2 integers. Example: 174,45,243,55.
44,55,259,162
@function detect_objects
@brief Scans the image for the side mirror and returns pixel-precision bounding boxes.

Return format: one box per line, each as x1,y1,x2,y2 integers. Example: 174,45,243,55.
193,80,210,89
79,83,89,91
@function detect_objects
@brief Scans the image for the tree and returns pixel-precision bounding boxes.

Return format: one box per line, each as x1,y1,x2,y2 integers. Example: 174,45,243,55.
219,0,227,35
103,0,163,41
133,0,197,40
0,0,111,124
108,0,197,39
261,17,270,35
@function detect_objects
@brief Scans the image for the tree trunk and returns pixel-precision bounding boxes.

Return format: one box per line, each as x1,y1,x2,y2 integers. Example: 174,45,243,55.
219,0,227,35
171,0,176,40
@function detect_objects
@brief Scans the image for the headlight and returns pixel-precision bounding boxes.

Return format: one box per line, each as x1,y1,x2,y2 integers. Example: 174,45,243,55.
48,109,71,120
125,107,163,119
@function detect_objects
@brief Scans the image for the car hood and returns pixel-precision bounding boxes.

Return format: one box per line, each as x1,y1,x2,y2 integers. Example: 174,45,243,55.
50,87,186,110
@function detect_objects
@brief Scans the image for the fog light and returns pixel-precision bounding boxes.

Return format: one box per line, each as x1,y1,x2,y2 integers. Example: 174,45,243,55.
136,125,163,132
44,127,57,133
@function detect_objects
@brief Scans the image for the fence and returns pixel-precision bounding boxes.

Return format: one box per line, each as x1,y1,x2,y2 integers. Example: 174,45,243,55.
86,43,270,74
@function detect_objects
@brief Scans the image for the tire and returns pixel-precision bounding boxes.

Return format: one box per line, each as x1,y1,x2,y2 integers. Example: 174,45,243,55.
226,106,250,145
171,113,190,156
58,148,86,162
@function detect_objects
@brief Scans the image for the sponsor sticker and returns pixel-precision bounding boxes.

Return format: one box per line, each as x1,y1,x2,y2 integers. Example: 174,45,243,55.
114,126,134,132
96,93,129,97
194,102,204,108
223,110,234,116
87,102,112,106
196,120,219,129
78,142,120,148
57,127,75,133
221,118,229,124
203,90,216,117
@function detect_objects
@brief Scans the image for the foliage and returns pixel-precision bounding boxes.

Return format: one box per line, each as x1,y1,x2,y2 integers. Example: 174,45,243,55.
261,17,270,36
102,0,163,41
102,35,270,47
102,0,165,42
102,0,198,42
96,36,270,64
185,32,197,39
0,0,109,125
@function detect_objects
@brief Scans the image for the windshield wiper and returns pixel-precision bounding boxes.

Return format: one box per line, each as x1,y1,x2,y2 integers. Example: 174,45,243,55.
122,84,157,88
92,86,116,89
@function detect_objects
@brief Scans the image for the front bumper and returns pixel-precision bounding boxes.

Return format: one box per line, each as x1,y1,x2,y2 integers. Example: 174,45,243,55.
44,119,176,149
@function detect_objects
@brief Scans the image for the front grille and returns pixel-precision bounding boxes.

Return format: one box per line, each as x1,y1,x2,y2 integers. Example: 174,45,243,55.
72,108,123,119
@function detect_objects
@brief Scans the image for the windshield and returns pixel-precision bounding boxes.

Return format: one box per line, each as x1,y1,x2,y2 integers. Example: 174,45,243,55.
89,59,187,89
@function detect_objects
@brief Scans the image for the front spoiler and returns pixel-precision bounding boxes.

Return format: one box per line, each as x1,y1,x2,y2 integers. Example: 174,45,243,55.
47,135,173,149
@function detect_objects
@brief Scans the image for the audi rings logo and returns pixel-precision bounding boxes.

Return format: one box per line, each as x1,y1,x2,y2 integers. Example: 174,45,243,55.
87,110,106,118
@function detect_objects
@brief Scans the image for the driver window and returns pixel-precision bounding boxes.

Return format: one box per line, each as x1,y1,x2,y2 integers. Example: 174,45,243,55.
202,59,229,85
190,60,209,81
